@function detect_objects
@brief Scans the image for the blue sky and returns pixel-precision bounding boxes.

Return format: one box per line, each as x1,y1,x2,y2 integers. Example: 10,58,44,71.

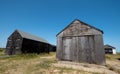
0,0,120,52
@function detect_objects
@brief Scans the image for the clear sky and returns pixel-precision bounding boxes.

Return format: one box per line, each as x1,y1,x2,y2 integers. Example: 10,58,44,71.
0,0,120,52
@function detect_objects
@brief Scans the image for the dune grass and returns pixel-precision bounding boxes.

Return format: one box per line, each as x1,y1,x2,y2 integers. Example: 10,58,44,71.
0,49,120,74
0,51,97,74
106,53,120,60
105,53,120,73
0,48,5,56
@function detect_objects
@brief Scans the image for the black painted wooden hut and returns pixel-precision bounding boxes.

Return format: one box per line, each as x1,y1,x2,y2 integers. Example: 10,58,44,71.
50,45,56,52
56,19,106,65
104,44,116,54
5,30,50,55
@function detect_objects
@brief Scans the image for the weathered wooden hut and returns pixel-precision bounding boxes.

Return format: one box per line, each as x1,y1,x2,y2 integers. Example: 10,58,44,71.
50,45,56,52
104,44,116,54
56,19,106,65
5,30,51,55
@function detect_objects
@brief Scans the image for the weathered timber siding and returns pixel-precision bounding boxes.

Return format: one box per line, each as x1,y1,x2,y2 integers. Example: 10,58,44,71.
56,37,63,60
61,21,102,37
5,31,23,55
21,38,49,54
56,20,106,65
5,30,50,55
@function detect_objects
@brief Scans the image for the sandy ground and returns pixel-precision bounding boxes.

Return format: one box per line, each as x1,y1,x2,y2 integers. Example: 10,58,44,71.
53,61,118,74
1,53,120,74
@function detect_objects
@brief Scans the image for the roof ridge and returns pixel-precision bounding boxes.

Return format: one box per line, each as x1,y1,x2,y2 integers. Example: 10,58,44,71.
16,29,49,44
104,44,116,49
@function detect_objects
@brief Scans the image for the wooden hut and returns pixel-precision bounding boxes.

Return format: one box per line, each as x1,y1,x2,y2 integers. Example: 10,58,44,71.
5,30,50,55
56,19,106,65
50,45,56,52
104,44,116,54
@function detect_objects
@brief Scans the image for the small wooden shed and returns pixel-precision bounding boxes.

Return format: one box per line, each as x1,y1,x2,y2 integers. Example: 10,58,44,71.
104,44,116,54
5,30,51,55
56,19,106,65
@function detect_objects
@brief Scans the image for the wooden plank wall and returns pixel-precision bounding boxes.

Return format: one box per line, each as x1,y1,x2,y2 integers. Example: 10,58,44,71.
57,35,105,65
57,20,105,65
94,35,105,65
5,31,23,55
56,37,63,60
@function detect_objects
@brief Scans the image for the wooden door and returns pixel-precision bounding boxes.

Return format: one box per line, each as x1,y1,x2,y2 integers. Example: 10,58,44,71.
77,35,95,63
63,37,72,61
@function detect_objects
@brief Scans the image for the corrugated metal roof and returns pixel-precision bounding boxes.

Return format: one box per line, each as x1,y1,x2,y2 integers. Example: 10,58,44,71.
16,30,49,44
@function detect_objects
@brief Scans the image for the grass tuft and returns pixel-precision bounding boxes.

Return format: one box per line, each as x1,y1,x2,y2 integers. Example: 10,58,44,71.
0,52,120,74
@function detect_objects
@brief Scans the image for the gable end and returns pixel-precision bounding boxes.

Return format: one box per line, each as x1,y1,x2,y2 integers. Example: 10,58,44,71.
56,19,103,36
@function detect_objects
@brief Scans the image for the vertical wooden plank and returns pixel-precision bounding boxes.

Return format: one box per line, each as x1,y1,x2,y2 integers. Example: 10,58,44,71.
94,35,106,65
63,37,72,60
56,37,63,60
71,37,77,61
88,35,95,64
70,37,73,61
78,36,87,63
77,37,82,62
85,36,91,63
